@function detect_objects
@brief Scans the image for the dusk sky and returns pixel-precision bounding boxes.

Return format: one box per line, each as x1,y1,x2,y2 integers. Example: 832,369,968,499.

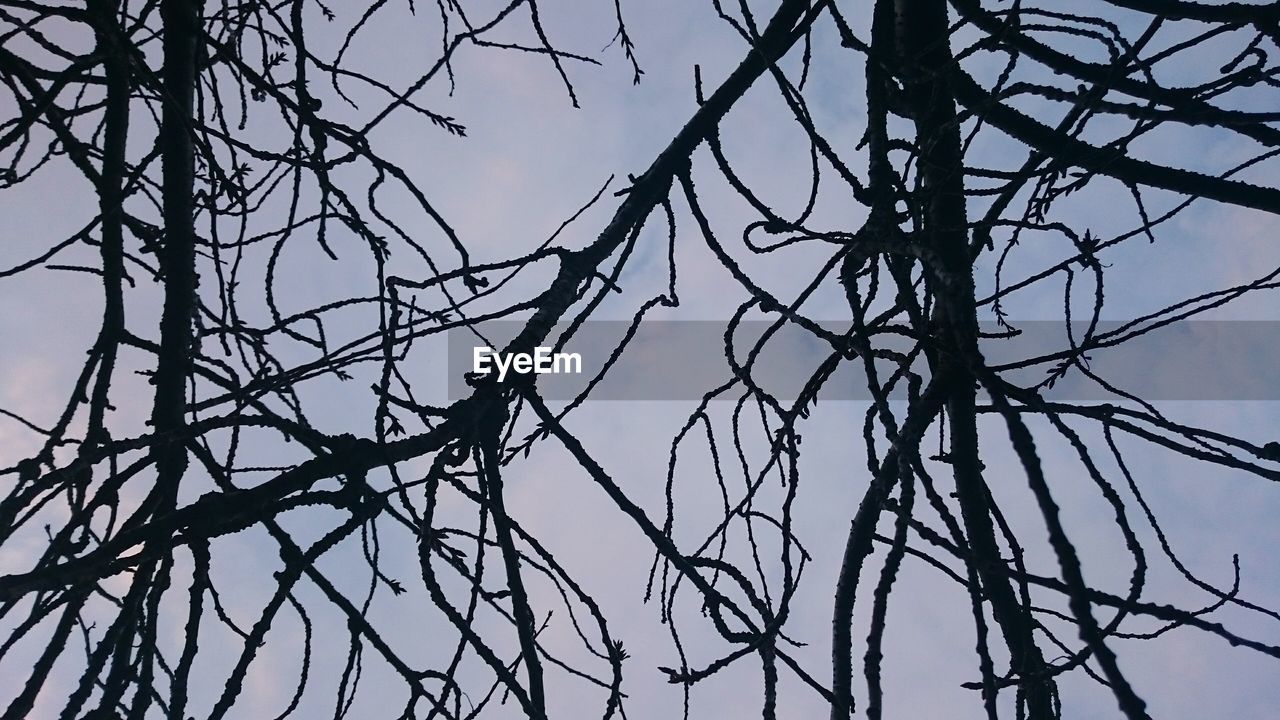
2,1,1279,718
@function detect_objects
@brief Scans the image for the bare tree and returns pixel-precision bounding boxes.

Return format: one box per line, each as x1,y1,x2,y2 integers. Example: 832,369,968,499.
2,0,1279,718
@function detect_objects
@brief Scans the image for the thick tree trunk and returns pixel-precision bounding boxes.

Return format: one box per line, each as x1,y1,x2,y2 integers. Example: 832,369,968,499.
152,0,201,494
895,1,1056,717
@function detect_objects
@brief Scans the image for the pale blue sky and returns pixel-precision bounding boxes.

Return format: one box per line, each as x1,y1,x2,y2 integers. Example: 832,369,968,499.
1,1,1279,718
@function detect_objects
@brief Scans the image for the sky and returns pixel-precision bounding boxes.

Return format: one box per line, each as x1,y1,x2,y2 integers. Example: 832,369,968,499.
1,1,1280,718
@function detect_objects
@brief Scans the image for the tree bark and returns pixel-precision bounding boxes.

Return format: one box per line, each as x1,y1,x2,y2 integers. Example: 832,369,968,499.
152,0,202,496
896,1,1055,717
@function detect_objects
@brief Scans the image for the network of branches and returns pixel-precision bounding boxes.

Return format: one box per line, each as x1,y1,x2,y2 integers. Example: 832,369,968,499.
2,0,1280,719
